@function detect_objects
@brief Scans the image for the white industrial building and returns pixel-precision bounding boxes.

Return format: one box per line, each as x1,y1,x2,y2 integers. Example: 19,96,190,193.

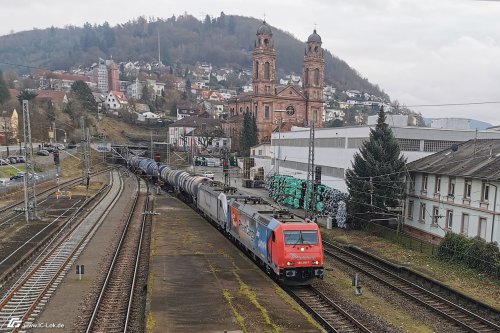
269,125,500,192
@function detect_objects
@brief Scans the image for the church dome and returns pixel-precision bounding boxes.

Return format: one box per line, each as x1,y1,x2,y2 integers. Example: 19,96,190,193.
257,21,272,35
307,29,322,43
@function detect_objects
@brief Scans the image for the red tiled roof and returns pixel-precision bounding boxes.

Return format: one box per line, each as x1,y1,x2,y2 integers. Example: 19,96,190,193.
36,90,67,103
53,73,91,82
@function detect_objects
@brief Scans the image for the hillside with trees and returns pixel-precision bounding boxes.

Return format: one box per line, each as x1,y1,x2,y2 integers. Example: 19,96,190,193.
0,13,388,98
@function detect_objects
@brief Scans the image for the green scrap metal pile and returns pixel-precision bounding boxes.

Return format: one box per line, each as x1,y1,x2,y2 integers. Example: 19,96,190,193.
267,175,348,227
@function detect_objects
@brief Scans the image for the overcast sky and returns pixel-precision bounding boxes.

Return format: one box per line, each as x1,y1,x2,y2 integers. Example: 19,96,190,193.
2,0,500,124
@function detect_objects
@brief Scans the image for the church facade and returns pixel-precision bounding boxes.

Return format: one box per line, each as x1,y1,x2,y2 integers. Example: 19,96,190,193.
227,21,325,143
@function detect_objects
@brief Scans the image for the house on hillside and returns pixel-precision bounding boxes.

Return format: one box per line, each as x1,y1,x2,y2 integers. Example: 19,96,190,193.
50,73,91,92
168,116,225,152
36,90,68,107
0,108,19,144
405,139,500,246
106,91,128,111
92,92,106,114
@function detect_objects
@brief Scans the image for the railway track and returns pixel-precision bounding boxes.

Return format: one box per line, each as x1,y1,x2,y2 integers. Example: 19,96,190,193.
84,177,150,333
0,167,114,223
285,285,372,333
0,170,124,332
323,241,500,333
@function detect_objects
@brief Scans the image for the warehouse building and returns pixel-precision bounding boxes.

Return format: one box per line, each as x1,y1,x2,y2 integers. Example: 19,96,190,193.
269,125,500,192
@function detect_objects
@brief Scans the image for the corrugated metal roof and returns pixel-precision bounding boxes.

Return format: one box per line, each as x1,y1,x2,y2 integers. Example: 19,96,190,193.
407,139,500,180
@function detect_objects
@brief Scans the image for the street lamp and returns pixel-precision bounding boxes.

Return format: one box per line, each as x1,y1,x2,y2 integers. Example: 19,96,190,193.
274,109,287,175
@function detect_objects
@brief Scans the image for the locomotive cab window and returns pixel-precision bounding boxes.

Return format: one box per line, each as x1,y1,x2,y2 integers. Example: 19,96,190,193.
284,231,319,245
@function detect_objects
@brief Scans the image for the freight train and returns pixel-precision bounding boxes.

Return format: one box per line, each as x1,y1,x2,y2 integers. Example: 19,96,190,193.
127,156,324,285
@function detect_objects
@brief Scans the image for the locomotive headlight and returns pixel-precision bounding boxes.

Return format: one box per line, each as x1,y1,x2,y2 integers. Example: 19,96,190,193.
286,261,294,266
300,247,305,252
312,260,319,265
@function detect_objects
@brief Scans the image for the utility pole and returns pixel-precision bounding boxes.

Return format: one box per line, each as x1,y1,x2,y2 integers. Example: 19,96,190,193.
305,121,315,220
80,117,90,191
22,100,37,222
52,121,57,144
150,130,153,159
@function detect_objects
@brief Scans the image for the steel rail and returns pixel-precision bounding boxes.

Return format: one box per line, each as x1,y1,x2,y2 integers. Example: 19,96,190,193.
0,170,123,332
84,176,147,333
284,285,372,333
323,241,500,333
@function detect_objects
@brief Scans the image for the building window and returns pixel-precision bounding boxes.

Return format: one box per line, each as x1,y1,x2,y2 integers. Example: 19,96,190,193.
434,175,441,194
407,200,414,219
448,177,456,197
478,217,487,240
239,107,243,114
305,68,309,86
252,149,255,155
246,106,249,113
314,68,320,86
408,173,416,192
464,178,472,200
421,174,428,193
265,106,270,119
264,62,270,80
258,149,262,155
461,213,469,235
445,210,453,229
419,203,426,223
313,110,318,123
481,181,490,202
432,206,439,226
255,61,259,79
255,105,258,118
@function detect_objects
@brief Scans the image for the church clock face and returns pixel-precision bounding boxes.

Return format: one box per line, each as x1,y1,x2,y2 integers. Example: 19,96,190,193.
286,105,295,116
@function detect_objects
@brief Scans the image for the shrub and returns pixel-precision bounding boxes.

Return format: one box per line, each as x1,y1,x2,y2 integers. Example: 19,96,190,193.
438,232,500,276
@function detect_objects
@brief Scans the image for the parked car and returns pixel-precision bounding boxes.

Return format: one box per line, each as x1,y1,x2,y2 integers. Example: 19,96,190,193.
8,156,18,164
15,156,25,163
0,158,8,165
10,172,40,182
10,173,24,181
37,149,50,156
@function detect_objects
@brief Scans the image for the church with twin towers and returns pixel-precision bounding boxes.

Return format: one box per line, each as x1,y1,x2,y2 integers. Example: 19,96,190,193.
228,21,325,143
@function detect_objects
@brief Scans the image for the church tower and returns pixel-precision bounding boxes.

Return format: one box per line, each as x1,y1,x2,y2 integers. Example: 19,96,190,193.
253,21,276,96
302,29,325,126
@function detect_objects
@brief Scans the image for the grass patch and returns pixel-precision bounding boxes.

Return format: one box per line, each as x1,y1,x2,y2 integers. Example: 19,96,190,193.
0,166,26,178
146,274,156,332
235,273,280,333
223,289,248,333
322,228,500,310
146,311,156,332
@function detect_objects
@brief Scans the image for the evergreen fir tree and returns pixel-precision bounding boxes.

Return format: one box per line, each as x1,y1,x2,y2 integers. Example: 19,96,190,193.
346,106,407,220
71,80,97,112
0,70,10,105
16,89,37,104
251,114,258,147
239,112,258,156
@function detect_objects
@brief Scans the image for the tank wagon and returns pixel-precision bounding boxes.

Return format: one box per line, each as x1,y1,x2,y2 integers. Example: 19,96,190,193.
127,156,324,285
